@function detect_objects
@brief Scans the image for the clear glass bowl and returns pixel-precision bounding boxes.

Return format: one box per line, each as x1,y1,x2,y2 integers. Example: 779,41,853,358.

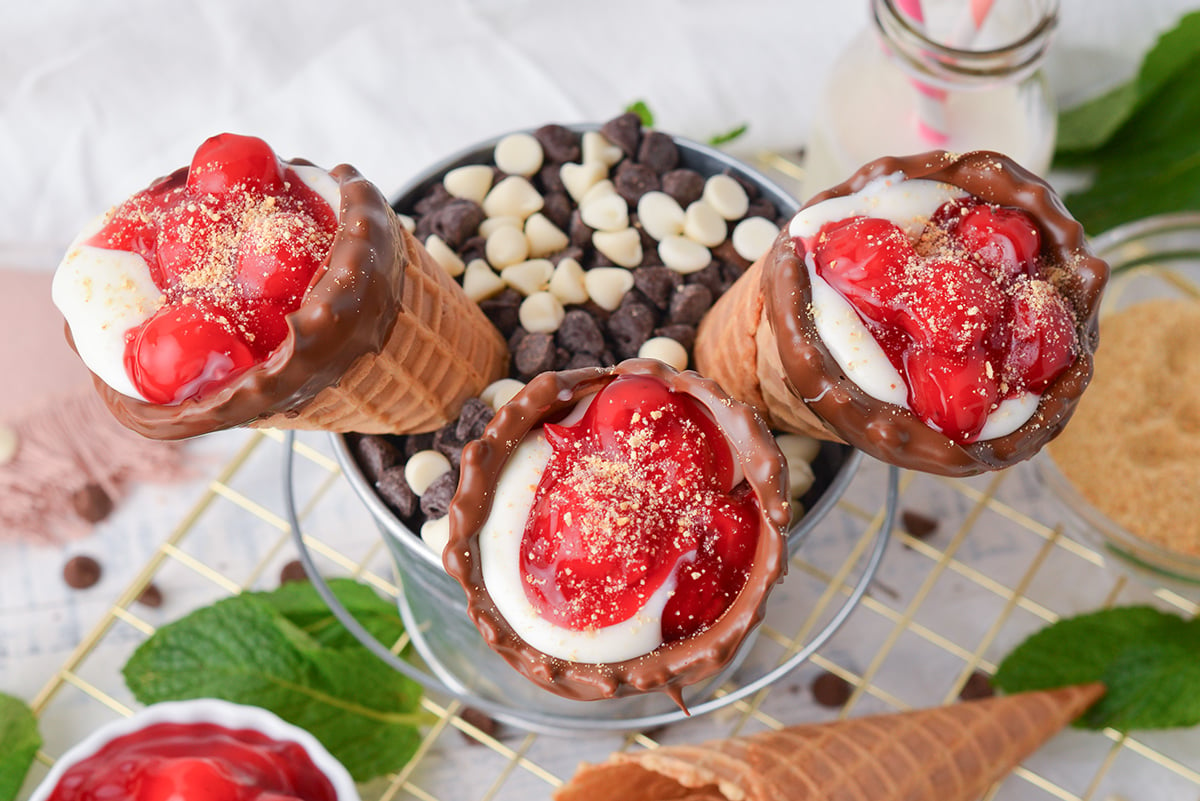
1034,212,1200,598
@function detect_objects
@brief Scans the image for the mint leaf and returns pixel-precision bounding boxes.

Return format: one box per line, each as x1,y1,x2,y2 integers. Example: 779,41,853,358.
0,693,41,801
625,100,655,128
994,606,1200,732
124,588,424,782
254,577,406,650
708,123,749,147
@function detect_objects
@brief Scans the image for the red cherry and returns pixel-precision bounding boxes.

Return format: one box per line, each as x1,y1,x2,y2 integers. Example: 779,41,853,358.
235,213,324,306
234,302,291,360
135,757,247,801
904,346,1000,443
953,204,1042,281
896,259,1005,354
125,303,256,405
812,216,914,326
187,133,285,196
1004,282,1078,393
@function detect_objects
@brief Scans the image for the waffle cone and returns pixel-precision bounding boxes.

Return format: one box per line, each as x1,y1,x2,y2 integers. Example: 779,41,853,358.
555,683,1104,801
251,226,508,434
694,240,832,440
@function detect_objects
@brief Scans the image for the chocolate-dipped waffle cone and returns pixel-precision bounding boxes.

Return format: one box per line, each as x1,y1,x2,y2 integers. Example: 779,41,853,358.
555,683,1104,801
91,164,508,440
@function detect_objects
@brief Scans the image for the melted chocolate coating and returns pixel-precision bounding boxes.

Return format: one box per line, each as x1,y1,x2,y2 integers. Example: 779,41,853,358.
77,161,404,440
765,151,1109,476
444,359,791,706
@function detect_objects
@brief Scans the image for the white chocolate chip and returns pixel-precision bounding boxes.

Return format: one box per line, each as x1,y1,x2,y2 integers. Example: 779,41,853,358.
494,133,544,177
703,174,750,220
462,259,507,302
518,291,566,333
580,193,629,232
580,179,616,207
479,215,522,239
592,228,642,268
500,258,554,296
584,267,635,311
638,336,688,371
482,175,544,220
658,235,712,274
420,516,451,559
425,235,465,277
0,425,17,465
636,191,685,241
776,433,820,498
396,213,416,233
443,164,494,204
582,131,623,167
405,449,452,496
683,200,727,248
559,162,608,203
548,257,589,305
524,213,570,257
731,217,781,262
480,378,526,410
485,226,530,269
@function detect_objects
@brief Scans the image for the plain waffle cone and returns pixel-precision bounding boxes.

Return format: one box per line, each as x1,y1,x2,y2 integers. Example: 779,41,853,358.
252,226,508,434
555,683,1105,801
694,242,831,440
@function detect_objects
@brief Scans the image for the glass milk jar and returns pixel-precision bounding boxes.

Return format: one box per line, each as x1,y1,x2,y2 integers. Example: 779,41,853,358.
801,0,1059,201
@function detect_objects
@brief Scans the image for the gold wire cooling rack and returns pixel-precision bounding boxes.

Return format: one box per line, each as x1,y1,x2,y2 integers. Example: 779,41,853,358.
25,156,1200,801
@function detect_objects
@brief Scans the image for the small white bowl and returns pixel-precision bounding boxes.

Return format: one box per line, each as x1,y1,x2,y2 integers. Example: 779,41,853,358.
30,699,360,801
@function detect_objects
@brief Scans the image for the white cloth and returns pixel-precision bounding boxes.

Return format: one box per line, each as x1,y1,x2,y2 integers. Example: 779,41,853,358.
2,0,1196,263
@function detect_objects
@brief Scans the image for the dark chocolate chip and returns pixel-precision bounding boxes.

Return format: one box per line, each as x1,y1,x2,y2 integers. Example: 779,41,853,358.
633,266,682,310
661,169,705,208
514,332,557,379
541,191,573,232
959,670,995,701
712,239,751,273
901,509,940,540
434,424,468,470
376,466,418,518
455,398,495,442
607,302,658,359
746,197,778,220
565,352,604,370
667,283,713,326
653,324,696,353
403,431,436,460
63,555,102,589
723,168,759,200
637,131,680,174
537,163,564,196
279,559,308,585
354,435,400,481
613,161,660,206
460,235,487,265
458,706,500,744
534,124,581,164
685,262,726,296
600,112,642,159
479,289,522,337
556,309,606,355
719,260,748,286
810,671,853,708
508,326,528,353
568,209,594,250
419,471,459,519
554,346,573,369
426,199,485,250
549,245,585,267
71,483,114,524
135,583,164,608
414,183,453,216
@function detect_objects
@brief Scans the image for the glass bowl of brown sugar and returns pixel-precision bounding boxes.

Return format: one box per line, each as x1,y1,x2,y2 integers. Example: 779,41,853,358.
1034,212,1200,599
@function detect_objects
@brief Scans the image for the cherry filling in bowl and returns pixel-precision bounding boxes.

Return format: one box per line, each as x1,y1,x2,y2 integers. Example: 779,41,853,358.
444,359,790,705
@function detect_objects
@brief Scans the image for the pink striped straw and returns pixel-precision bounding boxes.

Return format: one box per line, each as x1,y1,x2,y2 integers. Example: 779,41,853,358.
893,0,997,146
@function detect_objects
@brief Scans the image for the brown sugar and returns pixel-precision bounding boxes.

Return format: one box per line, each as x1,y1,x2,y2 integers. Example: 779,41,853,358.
1047,298,1200,555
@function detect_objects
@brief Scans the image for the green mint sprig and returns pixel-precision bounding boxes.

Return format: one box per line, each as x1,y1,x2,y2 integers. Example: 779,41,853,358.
0,693,41,801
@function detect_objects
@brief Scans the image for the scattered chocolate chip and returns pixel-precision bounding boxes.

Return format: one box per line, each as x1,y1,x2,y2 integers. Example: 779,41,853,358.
556,310,606,355
654,324,696,353
538,163,564,196
712,239,751,272
376,466,418,518
419,472,459,520
63,555,102,589
959,670,995,701
458,706,500,744
426,199,485,249
661,169,705,208
135,583,164,609
667,283,713,326
403,431,436,460
354,435,401,481
433,424,468,470
600,112,642,159
685,262,727,297
478,289,522,337
633,266,682,310
71,483,114,524
723,168,759,200
414,183,453,217
280,559,309,584
718,260,748,286
607,302,658,359
565,352,604,370
568,209,594,250
613,161,660,206
460,235,487,265
637,131,680,174
810,670,853,708
534,124,581,164
514,332,557,379
901,509,940,540
746,197,778,221
541,190,573,231
549,245,585,267
455,398,495,442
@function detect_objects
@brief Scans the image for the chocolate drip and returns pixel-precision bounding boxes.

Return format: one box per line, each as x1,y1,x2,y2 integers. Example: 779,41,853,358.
444,359,790,704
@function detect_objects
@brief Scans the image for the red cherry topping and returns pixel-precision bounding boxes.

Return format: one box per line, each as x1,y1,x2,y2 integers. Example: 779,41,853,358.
520,375,761,643
809,198,1077,442
187,133,286,196
125,304,256,405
